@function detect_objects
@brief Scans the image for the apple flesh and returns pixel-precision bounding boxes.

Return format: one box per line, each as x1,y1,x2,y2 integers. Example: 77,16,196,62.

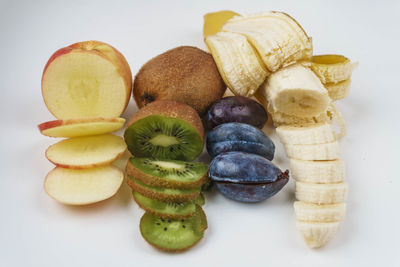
38,117,125,138
41,40,132,119
46,134,126,169
44,166,124,205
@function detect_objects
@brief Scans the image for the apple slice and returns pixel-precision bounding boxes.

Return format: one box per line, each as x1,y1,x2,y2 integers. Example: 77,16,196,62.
46,134,127,169
38,117,125,137
42,40,132,119
44,166,124,205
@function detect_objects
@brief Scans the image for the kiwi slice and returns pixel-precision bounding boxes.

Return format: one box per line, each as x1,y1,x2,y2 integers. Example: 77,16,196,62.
132,190,197,219
124,100,204,161
126,157,208,189
127,175,200,202
140,205,207,252
195,192,205,206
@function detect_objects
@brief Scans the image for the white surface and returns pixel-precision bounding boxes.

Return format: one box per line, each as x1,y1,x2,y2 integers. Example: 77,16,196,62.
0,0,399,266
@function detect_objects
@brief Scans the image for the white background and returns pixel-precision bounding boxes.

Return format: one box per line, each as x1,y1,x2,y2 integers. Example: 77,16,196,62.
1,0,399,266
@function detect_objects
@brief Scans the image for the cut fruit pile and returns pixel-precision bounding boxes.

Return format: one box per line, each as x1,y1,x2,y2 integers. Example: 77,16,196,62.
204,10,356,248
277,123,348,248
39,40,132,205
203,10,357,127
124,100,208,252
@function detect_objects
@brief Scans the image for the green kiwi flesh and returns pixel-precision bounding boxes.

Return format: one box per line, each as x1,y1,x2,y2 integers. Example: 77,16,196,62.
132,190,197,219
140,205,207,252
124,115,203,161
127,175,200,202
195,193,205,206
128,157,208,189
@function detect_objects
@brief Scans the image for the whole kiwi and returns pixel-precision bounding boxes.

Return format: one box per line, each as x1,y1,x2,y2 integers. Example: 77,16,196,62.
133,46,226,115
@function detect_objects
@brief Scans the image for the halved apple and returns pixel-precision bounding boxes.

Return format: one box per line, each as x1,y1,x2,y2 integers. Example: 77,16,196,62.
46,134,127,169
41,40,132,119
44,166,124,205
38,117,125,138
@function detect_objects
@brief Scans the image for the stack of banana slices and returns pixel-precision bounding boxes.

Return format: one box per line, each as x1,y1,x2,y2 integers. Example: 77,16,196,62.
276,123,348,248
203,10,358,248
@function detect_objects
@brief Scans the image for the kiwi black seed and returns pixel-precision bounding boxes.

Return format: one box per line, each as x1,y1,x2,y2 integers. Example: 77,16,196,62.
124,100,204,161
132,190,197,219
127,175,200,202
140,205,207,252
126,157,208,189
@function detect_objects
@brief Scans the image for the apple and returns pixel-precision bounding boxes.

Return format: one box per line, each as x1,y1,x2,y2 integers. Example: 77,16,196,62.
38,117,125,138
41,40,132,119
45,134,127,169
44,166,124,205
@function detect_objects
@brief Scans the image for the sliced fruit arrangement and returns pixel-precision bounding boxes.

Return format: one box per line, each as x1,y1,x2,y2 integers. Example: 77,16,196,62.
133,46,226,115
124,100,208,252
276,123,348,248
203,10,357,128
39,41,131,205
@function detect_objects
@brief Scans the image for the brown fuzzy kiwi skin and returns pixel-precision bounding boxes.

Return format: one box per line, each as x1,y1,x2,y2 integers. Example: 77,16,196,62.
133,46,226,115
126,159,207,189
132,192,196,220
126,177,200,203
127,100,204,143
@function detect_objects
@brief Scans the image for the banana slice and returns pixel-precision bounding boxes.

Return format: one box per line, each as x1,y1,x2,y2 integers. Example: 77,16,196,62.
276,123,335,145
203,10,240,38
294,201,346,222
260,63,330,117
205,32,269,97
285,141,340,161
295,181,348,205
290,159,345,183
325,79,351,101
296,221,340,248
222,11,313,72
303,55,358,84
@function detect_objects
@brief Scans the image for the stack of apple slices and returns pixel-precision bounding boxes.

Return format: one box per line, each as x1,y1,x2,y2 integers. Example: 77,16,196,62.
276,123,348,248
38,41,133,205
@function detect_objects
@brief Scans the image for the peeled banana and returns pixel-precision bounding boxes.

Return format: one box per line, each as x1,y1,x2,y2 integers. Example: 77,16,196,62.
277,123,335,145
296,221,340,249
222,12,313,72
295,181,348,205
301,55,357,101
259,63,330,117
285,141,340,161
205,32,268,97
304,55,357,84
294,201,346,222
290,159,345,183
325,79,351,101
274,122,347,248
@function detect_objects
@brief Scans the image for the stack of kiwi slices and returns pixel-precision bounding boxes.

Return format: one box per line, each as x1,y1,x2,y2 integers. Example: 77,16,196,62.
124,100,209,252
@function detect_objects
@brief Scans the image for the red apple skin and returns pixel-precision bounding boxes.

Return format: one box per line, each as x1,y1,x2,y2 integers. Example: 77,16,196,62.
41,41,133,118
38,117,124,133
